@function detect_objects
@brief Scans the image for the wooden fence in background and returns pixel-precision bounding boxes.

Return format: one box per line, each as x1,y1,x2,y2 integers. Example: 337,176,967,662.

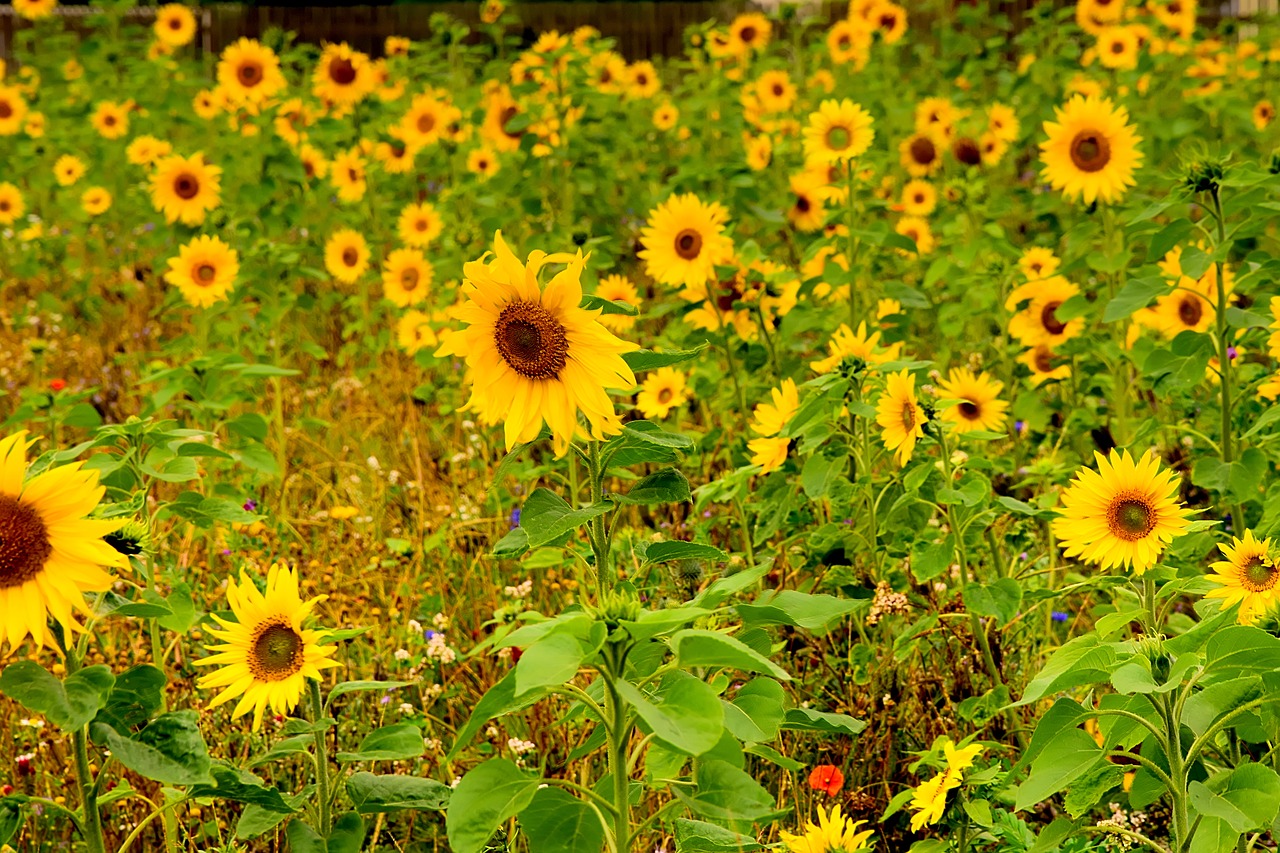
1,0,1276,64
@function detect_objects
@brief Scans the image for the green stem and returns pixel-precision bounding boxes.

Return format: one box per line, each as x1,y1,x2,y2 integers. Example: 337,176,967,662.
601,664,632,852
65,647,107,853
1081,825,1171,853
309,679,333,837
1209,186,1245,529
1143,577,1159,632
116,797,190,853
587,441,611,600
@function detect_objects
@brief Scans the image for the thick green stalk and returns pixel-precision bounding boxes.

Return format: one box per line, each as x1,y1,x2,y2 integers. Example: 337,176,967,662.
600,651,632,853
309,679,332,837
65,648,107,853
1209,186,1245,529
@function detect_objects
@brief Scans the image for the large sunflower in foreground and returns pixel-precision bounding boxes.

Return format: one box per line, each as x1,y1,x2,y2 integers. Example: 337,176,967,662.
0,432,125,650
877,370,926,467
434,232,638,456
1039,95,1142,205
194,563,339,731
779,804,874,853
150,153,222,225
217,38,287,106
1052,449,1190,573
803,98,875,166
164,235,239,308
1205,530,1279,624
639,194,734,289
935,368,1008,434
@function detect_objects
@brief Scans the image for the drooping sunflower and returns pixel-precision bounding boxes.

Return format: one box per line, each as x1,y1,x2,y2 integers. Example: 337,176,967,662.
636,367,690,420
0,432,125,650
324,229,371,284
803,99,875,166
54,153,86,186
217,38,287,107
482,86,527,152
639,194,734,289
154,4,197,47
788,172,828,232
381,248,434,307
750,378,799,437
329,147,367,203
164,235,239,308
313,43,376,105
434,232,638,456
1039,95,1143,205
1007,275,1084,347
12,0,57,20
899,131,943,177
396,310,438,355
150,153,222,225
194,563,339,731
1205,530,1280,624
908,772,959,831
936,368,1008,434
877,370,926,467
728,11,772,54
0,183,25,225
594,274,641,333
1052,449,1191,573
779,805,875,853
0,85,29,136
811,322,902,373
81,187,111,216
299,143,327,181
746,134,773,171
397,201,443,248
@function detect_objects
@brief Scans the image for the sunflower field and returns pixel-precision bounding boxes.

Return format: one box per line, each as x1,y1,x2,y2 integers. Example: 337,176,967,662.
2,0,1280,850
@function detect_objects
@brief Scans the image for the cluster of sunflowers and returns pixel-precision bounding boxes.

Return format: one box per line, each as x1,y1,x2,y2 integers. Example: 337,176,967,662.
4,0,1280,849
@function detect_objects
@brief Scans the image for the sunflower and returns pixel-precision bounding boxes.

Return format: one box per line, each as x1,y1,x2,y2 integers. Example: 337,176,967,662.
382,248,434,307
636,367,690,420
746,134,773,171
595,274,641,333
1017,247,1060,282
1097,25,1140,69
728,12,772,54
481,0,504,23
272,98,313,147
329,147,367,203
396,310,438,355
467,146,500,177
0,183,25,225
1018,344,1071,386
803,99,875,166
750,379,800,438
54,154,87,186
397,202,443,248
194,563,339,731
385,35,411,57
299,144,327,181
780,805,875,853
11,0,56,20
192,88,224,120
1149,246,1232,338
126,135,173,167
151,153,222,225
1153,0,1196,36
81,187,111,216
24,112,44,138
639,194,734,289
915,97,960,137
376,131,416,168
811,322,901,373
877,370,926,467
978,132,1008,166
1253,100,1275,131
217,38,287,107
313,43,376,106
898,180,937,217
895,216,935,254
1077,0,1123,32
788,171,828,232
482,87,527,152
434,232,638,456
399,93,460,148
1205,530,1280,624
899,131,943,177
324,229,371,284
164,235,239,308
0,85,28,136
0,432,125,651
1053,450,1191,572
986,103,1020,142
627,61,661,99
827,18,872,67
653,103,678,131
936,368,1008,434
909,772,959,831
1039,95,1143,205
154,4,196,47
753,71,796,114
870,0,908,43
1007,276,1083,347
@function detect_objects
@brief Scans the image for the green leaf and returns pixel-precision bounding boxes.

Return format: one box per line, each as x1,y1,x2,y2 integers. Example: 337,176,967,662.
326,680,411,706
644,541,727,564
672,817,763,852
736,590,859,635
516,488,613,548
93,711,213,786
671,630,790,680
346,772,450,814
722,679,786,744
1064,763,1126,819
780,707,865,736
1111,661,1158,694
236,804,294,840
1015,728,1105,811
92,665,165,734
0,796,26,846
447,667,549,761
336,723,424,762
1187,764,1280,833
801,452,844,500
1102,275,1168,323
1016,635,1117,706
675,759,778,823
614,468,692,505
616,673,725,756
445,759,542,853
0,662,115,731
624,345,708,371
520,786,605,853
1147,219,1194,262
514,630,598,697
962,578,1022,626
326,812,366,853
581,294,639,316
188,763,296,813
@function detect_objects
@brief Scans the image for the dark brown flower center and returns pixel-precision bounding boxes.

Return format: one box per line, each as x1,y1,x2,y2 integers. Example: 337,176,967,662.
401,267,420,289
771,83,784,97
958,401,980,420
169,16,182,28
249,620,305,681
901,401,917,430
494,301,569,379
953,137,981,166
329,57,357,85
739,25,757,43
0,101,13,119
674,228,703,260
1241,555,1278,592
1041,301,1066,335
0,494,53,590
1110,39,1126,53
417,112,436,134
342,247,359,267
1108,497,1155,541
879,12,898,27
657,388,674,404
174,173,199,200
795,194,812,213
194,263,217,284
1033,347,1054,373
0,201,9,212
1178,295,1203,327
500,106,522,139
237,61,263,87
1069,130,1112,172
910,135,936,165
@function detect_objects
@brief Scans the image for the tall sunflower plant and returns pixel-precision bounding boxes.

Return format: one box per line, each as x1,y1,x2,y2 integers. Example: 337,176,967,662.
435,232,869,853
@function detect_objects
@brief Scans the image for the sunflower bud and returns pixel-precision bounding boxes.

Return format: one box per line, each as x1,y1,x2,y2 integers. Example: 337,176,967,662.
103,518,151,558
1181,154,1226,195
1135,633,1171,683
1269,149,1280,176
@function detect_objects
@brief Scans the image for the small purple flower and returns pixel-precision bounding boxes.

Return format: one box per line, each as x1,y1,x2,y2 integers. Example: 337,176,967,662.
1014,420,1026,433
509,508,521,529
1227,346,1238,360
243,498,258,512
221,548,231,556
425,629,439,640
1051,611,1068,623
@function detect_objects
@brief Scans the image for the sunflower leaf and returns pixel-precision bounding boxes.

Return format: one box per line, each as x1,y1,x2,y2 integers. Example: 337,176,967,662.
0,661,115,732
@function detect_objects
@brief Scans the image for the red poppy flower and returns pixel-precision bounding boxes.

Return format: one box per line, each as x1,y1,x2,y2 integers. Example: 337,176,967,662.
49,378,67,391
808,763,844,796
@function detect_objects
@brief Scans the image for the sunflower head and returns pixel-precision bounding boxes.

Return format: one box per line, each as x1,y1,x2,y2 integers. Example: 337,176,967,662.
1039,94,1143,205
1206,529,1280,624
